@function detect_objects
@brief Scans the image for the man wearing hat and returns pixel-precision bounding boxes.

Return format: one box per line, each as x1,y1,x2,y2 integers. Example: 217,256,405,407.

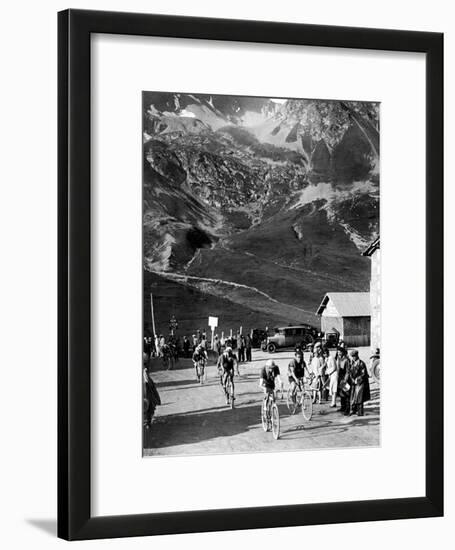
336,346,351,415
348,349,370,416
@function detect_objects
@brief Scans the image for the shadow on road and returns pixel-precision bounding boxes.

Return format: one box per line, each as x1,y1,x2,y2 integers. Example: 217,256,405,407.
155,378,199,389
144,402,264,450
144,399,380,450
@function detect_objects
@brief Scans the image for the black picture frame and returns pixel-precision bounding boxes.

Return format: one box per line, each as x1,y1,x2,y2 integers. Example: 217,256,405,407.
58,8,444,541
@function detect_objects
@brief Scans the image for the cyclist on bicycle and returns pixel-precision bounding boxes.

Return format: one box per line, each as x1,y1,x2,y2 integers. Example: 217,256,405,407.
287,349,309,394
259,359,283,398
192,344,207,380
217,346,238,404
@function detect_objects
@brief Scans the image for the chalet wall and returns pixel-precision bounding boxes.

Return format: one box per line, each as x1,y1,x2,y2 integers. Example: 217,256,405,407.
343,316,371,347
370,248,381,349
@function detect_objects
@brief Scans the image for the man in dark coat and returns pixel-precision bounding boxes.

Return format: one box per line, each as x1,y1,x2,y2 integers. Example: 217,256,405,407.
183,336,190,358
349,349,371,416
336,347,351,415
238,335,246,362
245,334,252,362
143,364,161,429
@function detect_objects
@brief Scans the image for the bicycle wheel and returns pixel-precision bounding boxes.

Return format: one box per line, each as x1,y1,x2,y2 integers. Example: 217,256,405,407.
261,400,269,432
373,362,380,383
199,364,204,384
230,381,235,409
286,387,299,415
301,391,313,421
271,403,280,440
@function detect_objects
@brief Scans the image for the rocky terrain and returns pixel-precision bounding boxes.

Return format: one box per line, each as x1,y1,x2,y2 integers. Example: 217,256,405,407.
142,92,379,336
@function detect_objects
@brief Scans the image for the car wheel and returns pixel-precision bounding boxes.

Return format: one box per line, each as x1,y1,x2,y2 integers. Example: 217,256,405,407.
267,343,276,353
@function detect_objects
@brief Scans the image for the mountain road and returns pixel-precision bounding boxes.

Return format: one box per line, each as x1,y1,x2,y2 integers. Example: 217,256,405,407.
143,348,380,457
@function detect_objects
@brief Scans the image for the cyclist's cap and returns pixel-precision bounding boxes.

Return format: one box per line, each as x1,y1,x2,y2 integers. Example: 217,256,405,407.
314,342,322,348
265,359,276,368
350,349,359,357
225,346,233,353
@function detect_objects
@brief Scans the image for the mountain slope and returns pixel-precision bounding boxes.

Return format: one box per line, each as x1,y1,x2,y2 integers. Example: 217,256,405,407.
142,93,379,334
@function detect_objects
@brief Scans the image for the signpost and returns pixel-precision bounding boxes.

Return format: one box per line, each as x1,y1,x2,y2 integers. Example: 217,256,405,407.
169,315,178,336
208,316,218,349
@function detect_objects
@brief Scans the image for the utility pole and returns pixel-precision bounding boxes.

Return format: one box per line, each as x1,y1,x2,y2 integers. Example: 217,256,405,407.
150,292,158,357
150,293,157,335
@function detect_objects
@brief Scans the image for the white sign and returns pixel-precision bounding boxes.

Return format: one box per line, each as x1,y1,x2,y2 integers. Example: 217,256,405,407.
208,316,218,328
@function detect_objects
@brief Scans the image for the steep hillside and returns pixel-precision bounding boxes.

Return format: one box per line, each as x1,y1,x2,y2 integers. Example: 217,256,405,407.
142,92,379,334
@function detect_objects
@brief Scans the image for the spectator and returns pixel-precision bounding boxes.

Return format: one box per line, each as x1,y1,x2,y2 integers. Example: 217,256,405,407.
214,334,222,358
238,335,246,362
143,362,161,429
158,334,165,356
231,333,237,351
309,342,324,404
143,336,151,360
336,347,351,415
200,335,207,350
349,349,371,416
192,334,198,352
245,334,252,362
183,336,190,358
325,350,338,408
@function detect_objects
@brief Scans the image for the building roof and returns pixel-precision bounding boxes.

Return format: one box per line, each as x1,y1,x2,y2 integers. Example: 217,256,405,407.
362,236,380,257
316,292,371,317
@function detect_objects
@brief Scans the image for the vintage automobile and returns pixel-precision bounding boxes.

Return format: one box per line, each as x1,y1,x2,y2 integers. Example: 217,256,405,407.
322,331,340,349
263,325,317,353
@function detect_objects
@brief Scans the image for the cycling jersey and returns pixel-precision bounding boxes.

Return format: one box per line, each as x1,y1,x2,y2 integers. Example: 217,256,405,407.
192,350,206,363
288,358,306,381
260,365,280,390
218,354,236,372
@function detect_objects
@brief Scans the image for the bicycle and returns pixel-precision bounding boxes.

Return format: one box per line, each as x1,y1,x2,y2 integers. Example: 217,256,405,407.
219,369,235,408
261,389,280,439
195,359,206,384
286,379,313,421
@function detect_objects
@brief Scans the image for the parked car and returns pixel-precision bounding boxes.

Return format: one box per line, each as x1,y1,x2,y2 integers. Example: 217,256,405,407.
322,331,340,349
264,325,317,353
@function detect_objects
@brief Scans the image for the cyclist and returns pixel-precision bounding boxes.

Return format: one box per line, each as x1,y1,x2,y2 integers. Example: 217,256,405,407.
217,346,238,404
287,349,309,395
259,359,283,399
192,344,207,381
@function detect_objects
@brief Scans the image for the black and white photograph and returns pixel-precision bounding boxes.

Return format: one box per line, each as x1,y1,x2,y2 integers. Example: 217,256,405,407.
142,92,381,456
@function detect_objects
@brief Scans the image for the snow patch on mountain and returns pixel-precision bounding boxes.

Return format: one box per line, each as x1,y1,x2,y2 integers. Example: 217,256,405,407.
144,234,176,271
291,180,376,210
179,109,196,118
337,222,371,250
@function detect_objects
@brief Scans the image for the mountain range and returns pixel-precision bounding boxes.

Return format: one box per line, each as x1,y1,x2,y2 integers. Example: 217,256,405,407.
142,92,379,337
